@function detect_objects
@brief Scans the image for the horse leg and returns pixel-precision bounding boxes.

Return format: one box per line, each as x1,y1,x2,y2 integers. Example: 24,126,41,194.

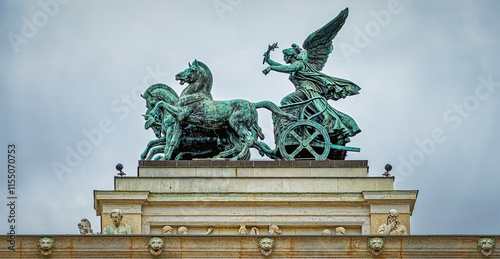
151,101,186,122
227,104,261,160
176,149,214,160
163,115,182,160
141,136,165,159
229,121,255,161
233,131,253,161
214,133,243,159
214,143,242,158
147,145,166,160
252,141,278,159
166,121,183,160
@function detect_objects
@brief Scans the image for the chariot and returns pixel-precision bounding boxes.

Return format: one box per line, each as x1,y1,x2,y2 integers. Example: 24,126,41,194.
273,96,360,161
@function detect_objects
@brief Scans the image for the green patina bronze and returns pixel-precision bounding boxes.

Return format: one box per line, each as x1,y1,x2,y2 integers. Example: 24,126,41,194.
141,8,360,161
141,83,237,160
263,7,360,160
142,60,294,161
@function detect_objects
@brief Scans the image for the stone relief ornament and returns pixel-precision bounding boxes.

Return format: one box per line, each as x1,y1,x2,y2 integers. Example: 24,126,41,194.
148,237,164,256
477,237,495,256
258,237,275,256
322,229,332,235
367,237,385,256
269,224,282,235
162,225,173,235
250,226,260,235
177,226,188,235
335,226,346,235
204,226,214,235
102,209,133,235
238,224,248,235
77,218,93,235
377,209,408,235
37,237,55,256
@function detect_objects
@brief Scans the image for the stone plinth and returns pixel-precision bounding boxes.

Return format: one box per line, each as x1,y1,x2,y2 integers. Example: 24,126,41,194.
138,160,369,178
94,160,417,235
114,176,395,193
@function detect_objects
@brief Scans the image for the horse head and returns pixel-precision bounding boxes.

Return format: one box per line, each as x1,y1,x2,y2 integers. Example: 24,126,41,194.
143,110,162,138
142,84,179,109
175,60,213,94
142,84,179,138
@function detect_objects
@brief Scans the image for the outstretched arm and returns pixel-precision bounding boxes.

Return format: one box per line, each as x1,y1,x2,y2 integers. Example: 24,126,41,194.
262,61,304,75
263,53,282,66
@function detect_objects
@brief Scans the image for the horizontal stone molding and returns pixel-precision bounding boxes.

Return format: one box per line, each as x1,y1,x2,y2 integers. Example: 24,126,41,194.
114,177,394,193
1,235,497,258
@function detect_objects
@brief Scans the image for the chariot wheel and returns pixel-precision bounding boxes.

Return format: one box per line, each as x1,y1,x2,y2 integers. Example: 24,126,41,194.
278,121,331,161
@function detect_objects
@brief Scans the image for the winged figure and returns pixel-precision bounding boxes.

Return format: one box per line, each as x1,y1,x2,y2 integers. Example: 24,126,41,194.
263,8,361,146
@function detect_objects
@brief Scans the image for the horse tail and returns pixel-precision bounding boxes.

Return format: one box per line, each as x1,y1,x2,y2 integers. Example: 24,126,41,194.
254,101,297,121
252,123,265,140
252,141,278,159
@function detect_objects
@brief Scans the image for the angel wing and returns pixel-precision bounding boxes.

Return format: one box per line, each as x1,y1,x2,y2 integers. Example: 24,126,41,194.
302,8,349,71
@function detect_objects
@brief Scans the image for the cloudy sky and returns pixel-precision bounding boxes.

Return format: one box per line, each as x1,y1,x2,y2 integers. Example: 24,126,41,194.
1,0,499,235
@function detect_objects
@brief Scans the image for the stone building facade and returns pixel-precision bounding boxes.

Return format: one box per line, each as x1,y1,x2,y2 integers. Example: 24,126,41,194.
1,160,498,258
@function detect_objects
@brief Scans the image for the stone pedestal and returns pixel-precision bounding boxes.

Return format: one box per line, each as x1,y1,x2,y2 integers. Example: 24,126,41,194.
94,160,417,235
8,160,500,258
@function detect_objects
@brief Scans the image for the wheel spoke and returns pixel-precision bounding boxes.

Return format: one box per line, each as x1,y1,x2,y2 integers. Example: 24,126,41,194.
289,130,304,144
290,145,304,158
290,130,303,142
303,130,320,146
279,121,331,160
304,145,320,158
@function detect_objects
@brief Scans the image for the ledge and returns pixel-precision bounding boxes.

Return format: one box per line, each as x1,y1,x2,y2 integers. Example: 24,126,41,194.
2,235,497,258
114,176,394,193
138,160,368,168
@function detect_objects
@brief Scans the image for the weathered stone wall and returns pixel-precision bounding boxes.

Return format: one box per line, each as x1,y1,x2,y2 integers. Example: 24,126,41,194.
1,235,497,258
95,160,417,236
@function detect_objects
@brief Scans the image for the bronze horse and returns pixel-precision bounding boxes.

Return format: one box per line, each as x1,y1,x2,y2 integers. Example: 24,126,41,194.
147,60,295,160
141,84,243,160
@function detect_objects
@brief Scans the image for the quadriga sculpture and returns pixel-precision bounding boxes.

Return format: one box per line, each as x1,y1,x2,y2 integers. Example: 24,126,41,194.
143,60,294,160
141,83,239,160
141,8,362,161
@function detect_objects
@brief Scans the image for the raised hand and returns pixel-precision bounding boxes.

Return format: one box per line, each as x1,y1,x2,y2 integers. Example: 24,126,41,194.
262,66,271,75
